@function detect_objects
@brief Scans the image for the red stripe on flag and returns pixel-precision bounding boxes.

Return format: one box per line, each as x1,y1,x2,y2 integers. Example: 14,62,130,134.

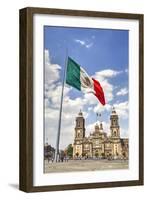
92,78,106,105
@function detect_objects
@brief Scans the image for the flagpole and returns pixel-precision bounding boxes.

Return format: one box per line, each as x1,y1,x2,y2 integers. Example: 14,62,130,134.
55,48,68,162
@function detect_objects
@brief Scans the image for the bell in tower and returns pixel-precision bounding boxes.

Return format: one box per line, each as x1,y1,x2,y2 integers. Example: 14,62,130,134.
110,107,120,138
95,123,99,132
99,122,103,130
75,110,85,140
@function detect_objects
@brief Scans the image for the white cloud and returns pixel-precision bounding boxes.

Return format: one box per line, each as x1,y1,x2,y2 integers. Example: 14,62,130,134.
86,114,129,139
45,49,61,85
74,39,93,48
95,69,123,78
83,93,98,105
125,68,128,73
93,101,128,121
94,103,111,113
44,47,87,148
86,122,96,135
120,127,129,138
113,101,129,119
93,71,114,103
44,50,128,149
86,43,93,48
88,107,93,111
45,90,129,149
75,39,85,45
45,84,72,109
116,87,128,96
45,95,87,149
92,69,123,103
86,121,110,137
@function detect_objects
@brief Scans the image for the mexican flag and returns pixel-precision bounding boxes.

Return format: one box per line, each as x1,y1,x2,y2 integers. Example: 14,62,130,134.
66,57,105,105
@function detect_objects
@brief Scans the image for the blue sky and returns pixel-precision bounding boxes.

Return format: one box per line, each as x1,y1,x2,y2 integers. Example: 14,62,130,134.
44,26,129,149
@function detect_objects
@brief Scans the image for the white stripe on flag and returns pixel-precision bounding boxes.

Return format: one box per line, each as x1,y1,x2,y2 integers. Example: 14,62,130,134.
80,66,94,94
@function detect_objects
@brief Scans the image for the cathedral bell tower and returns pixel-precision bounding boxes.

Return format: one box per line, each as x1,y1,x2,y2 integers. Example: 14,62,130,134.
110,107,122,159
110,107,120,138
73,110,85,158
75,110,85,140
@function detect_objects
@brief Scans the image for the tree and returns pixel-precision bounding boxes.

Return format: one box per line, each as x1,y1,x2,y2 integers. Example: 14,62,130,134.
95,152,99,158
66,144,73,158
76,152,79,158
82,152,86,157
101,153,105,159
122,152,126,159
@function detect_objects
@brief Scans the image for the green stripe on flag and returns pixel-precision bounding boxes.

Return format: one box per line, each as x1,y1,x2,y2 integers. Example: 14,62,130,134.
66,57,81,91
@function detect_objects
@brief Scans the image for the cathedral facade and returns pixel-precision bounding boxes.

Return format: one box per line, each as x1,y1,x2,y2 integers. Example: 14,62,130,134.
73,108,129,160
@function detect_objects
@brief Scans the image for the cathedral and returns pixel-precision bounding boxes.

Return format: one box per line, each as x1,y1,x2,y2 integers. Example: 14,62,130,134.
73,108,129,160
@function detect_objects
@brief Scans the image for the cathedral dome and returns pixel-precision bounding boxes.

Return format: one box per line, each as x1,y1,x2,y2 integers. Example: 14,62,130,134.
78,110,83,116
95,123,99,129
111,106,117,115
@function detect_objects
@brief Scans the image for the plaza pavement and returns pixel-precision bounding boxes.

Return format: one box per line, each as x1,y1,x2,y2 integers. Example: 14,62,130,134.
44,159,128,173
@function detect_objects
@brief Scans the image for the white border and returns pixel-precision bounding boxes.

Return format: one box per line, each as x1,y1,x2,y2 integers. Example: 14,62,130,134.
33,14,139,186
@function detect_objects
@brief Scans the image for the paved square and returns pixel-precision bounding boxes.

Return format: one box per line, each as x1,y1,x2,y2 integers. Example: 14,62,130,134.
44,159,128,173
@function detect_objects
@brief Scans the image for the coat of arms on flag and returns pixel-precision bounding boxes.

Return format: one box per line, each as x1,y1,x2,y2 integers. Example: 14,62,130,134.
66,57,106,106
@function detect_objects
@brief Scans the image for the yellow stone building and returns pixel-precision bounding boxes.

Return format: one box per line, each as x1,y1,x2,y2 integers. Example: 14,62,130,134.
73,108,129,160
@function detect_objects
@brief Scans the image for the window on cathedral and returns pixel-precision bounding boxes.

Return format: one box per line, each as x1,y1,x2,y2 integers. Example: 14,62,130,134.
84,144,89,150
114,131,116,136
112,120,116,125
77,121,80,127
77,130,81,138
